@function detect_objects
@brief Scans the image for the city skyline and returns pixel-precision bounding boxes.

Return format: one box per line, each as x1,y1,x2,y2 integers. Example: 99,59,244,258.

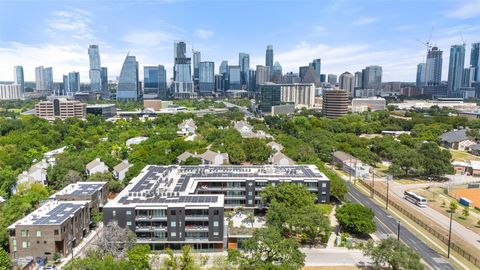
1,0,480,82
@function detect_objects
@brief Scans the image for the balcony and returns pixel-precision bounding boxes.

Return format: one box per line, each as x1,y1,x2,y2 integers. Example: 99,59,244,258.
185,225,209,231
135,226,167,232
135,215,167,221
185,215,209,221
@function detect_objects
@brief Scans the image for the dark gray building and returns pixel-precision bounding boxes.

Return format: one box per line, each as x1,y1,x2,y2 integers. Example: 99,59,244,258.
256,83,281,113
103,164,330,251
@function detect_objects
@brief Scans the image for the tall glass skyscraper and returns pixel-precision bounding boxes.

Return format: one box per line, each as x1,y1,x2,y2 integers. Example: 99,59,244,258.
88,45,102,93
35,66,53,91
426,47,443,86
256,65,268,86
144,65,167,99
363,65,382,89
173,41,192,96
311,59,321,79
219,61,229,91
193,51,201,90
271,62,283,84
228,65,241,90
62,75,68,95
117,54,139,101
101,67,108,96
257,83,281,113
471,42,480,82
265,45,273,68
13,66,24,94
199,61,215,94
68,72,80,93
239,53,250,89
447,44,465,93
416,63,426,87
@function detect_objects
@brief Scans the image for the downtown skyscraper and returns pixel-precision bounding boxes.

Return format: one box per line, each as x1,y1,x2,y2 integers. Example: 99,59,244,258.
471,42,480,82
13,66,24,94
144,65,167,99
239,53,250,90
416,63,426,87
426,47,443,86
117,54,139,101
88,45,102,93
447,44,465,93
35,66,53,91
199,61,215,94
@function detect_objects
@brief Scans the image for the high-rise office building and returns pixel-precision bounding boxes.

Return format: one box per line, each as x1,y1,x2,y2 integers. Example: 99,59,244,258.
144,65,167,99
248,69,256,91
416,63,426,87
354,71,363,88
339,72,354,97
257,83,281,113
265,45,273,68
471,42,480,82
282,72,301,84
62,75,68,95
323,90,349,118
239,53,250,89
193,50,201,90
117,54,139,101
271,62,283,84
88,45,102,93
173,41,191,82
219,61,229,91
280,83,315,108
13,66,24,94
299,66,309,81
426,47,443,86
0,84,22,100
302,67,320,86
68,72,80,93
327,74,337,85
363,66,382,89
228,65,241,90
462,67,475,87
35,66,53,91
447,44,465,93
311,59,321,79
199,61,215,94
256,65,268,86
101,67,108,96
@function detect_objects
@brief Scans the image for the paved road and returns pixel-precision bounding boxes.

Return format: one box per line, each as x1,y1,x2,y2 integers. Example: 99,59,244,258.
221,101,255,118
302,247,371,267
391,182,480,251
346,182,456,270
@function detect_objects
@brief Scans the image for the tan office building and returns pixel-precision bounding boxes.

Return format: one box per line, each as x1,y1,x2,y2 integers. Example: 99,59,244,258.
35,98,86,120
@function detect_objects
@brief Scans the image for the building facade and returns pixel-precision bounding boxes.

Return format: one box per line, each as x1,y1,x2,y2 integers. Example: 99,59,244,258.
257,83,281,113
199,61,215,94
416,63,426,87
426,47,443,86
0,84,22,100
239,53,250,89
35,98,86,120
265,45,273,70
68,72,80,93
14,66,25,93
351,97,386,113
447,44,466,94
35,66,53,92
339,72,354,97
144,65,167,99
103,165,330,251
280,83,315,108
88,45,102,93
471,42,480,82
117,55,140,101
322,90,349,118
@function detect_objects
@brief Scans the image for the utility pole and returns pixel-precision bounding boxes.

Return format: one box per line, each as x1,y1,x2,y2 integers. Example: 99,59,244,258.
448,211,453,258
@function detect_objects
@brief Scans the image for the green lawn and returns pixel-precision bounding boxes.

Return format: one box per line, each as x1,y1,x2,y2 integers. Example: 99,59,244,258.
449,149,480,161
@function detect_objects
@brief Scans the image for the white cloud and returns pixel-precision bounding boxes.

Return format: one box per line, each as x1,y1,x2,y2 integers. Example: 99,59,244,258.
447,0,480,19
121,31,179,48
46,8,95,41
195,29,214,39
353,16,379,26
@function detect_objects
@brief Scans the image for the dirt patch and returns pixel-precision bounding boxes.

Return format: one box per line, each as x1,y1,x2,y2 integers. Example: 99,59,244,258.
451,188,480,208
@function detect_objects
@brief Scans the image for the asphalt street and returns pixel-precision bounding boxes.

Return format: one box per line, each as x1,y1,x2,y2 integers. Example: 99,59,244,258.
346,183,456,270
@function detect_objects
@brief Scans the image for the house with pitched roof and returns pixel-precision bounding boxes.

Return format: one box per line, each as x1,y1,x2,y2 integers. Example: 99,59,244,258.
113,160,133,181
440,129,476,151
86,158,109,176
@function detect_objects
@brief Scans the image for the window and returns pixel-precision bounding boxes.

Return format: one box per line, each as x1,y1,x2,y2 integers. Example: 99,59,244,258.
54,230,59,236
12,240,17,252
126,221,132,226
171,221,176,227
213,231,219,236
322,183,327,188
248,200,253,205
36,230,42,237
213,210,219,215
213,221,219,227
171,210,176,215
44,241,47,244
248,191,253,196
126,210,132,215
22,241,30,248
171,232,176,237
36,241,40,244
112,211,116,217
21,230,29,237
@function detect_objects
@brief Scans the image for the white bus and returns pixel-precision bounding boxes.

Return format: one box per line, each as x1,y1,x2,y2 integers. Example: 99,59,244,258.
404,191,428,207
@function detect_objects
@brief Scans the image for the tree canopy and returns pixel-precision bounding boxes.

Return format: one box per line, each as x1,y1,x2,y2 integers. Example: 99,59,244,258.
335,203,376,235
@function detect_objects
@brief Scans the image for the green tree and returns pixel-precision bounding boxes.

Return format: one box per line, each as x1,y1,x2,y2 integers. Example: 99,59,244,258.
180,157,202,165
179,245,198,270
0,248,10,270
336,203,376,235
363,237,423,270
127,245,151,270
462,206,470,218
229,227,305,270
449,201,458,213
161,248,179,270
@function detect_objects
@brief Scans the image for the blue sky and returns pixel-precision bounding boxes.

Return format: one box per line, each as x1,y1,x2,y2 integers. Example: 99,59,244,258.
1,0,480,82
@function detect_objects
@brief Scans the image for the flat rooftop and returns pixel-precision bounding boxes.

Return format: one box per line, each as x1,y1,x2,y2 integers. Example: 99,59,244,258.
105,165,328,209
52,181,106,197
9,201,88,228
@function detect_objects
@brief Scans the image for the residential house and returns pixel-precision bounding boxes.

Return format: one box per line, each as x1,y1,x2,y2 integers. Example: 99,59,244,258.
176,151,195,164
113,160,132,181
267,141,284,153
15,159,49,193
177,119,197,136
85,158,109,176
43,146,66,165
126,136,148,147
176,150,229,165
234,120,272,139
469,144,480,156
269,152,295,166
452,160,480,176
440,129,476,151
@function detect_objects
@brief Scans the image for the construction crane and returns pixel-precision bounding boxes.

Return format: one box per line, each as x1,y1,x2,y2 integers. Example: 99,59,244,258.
416,28,434,86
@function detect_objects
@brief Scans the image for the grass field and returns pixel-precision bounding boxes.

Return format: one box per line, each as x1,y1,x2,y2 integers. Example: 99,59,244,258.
449,149,480,161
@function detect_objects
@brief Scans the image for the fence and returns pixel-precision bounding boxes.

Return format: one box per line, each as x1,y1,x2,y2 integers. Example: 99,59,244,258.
357,180,480,268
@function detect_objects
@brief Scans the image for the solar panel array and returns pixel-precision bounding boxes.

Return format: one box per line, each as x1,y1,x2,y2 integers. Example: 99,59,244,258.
31,203,83,225
69,183,104,196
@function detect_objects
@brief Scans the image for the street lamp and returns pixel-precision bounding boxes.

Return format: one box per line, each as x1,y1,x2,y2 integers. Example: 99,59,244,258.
386,174,392,210
447,211,453,258
369,167,375,198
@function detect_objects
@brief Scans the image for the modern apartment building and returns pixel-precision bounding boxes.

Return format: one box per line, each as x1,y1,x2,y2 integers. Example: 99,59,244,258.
0,84,22,100
103,165,330,251
322,90,349,118
51,181,109,211
35,98,86,120
8,201,90,260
